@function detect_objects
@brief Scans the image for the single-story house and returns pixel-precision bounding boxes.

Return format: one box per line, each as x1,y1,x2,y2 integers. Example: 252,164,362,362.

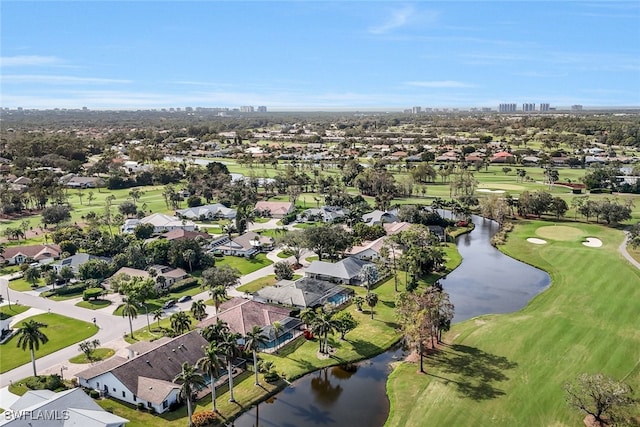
345,236,387,261
383,221,412,236
299,206,349,223
122,213,196,234
0,387,128,427
427,225,446,242
254,277,354,309
304,257,373,285
176,204,237,220
362,209,398,225
109,265,188,287
490,151,515,163
51,253,112,274
199,298,302,350
0,244,62,265
210,231,274,258
63,176,105,189
254,201,294,219
160,229,212,242
76,331,208,414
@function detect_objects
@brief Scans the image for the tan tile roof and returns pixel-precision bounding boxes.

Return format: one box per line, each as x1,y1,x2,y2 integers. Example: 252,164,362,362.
198,298,291,335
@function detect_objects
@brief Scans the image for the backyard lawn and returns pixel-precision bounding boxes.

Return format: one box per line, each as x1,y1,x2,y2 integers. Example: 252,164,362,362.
215,253,272,275
385,220,640,427
0,313,98,373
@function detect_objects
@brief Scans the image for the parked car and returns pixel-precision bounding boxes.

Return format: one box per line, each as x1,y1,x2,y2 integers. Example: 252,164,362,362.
177,295,192,303
162,299,176,309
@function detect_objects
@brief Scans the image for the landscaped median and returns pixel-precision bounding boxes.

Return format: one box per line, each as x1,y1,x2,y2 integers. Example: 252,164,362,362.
0,313,99,373
385,220,640,426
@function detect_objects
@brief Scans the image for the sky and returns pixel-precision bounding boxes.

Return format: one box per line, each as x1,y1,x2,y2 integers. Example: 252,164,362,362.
1,1,639,111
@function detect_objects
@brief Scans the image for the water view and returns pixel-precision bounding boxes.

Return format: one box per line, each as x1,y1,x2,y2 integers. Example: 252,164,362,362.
231,216,551,426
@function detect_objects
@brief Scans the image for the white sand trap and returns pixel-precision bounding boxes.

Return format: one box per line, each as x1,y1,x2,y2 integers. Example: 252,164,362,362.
477,189,506,193
527,238,547,245
582,237,602,248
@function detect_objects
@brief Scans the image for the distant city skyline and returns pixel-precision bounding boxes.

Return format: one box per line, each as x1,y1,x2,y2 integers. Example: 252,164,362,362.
1,1,639,110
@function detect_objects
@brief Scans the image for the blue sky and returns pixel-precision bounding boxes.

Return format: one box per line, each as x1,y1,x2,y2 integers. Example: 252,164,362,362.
1,1,639,110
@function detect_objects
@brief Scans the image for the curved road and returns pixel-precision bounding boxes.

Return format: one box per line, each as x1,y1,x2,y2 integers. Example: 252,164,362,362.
0,240,311,388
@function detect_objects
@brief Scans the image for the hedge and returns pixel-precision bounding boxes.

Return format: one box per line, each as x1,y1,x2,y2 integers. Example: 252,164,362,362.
168,278,199,293
83,287,104,301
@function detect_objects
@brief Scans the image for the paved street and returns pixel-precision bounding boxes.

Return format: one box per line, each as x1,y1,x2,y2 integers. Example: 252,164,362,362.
0,238,313,390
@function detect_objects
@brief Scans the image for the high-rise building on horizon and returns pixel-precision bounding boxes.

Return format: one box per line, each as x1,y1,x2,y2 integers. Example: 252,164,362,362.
523,103,536,112
539,103,550,112
257,106,267,112
240,106,255,112
412,106,422,114
498,103,517,113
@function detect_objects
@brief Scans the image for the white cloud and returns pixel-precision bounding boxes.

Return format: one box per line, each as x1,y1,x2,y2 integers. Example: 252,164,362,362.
0,55,61,67
2,75,131,85
369,6,414,34
405,80,476,88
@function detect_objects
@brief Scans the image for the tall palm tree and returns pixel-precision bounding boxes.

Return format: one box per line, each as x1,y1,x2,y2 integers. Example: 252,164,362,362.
201,319,229,343
173,362,206,427
272,321,283,351
219,332,241,402
24,266,41,288
300,307,317,330
365,292,379,320
244,326,269,385
152,308,163,329
208,285,227,318
196,343,224,413
311,310,337,354
170,311,192,335
190,299,207,321
16,320,49,376
120,299,138,339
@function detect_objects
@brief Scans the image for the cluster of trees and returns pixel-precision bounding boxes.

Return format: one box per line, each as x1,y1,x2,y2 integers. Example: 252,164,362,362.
517,191,569,219
583,165,640,194
570,196,633,224
396,282,454,373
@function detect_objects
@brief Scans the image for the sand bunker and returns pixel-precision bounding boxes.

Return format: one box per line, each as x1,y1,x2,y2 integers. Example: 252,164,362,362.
527,238,547,245
582,237,602,248
536,225,583,241
477,189,506,193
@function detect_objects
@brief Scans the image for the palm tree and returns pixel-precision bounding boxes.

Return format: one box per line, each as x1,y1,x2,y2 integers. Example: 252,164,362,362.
173,362,206,427
24,266,41,288
272,321,283,352
183,249,196,272
190,299,207,321
196,343,224,413
170,311,192,335
300,307,317,329
365,292,379,320
16,320,49,376
244,326,269,385
311,310,337,354
152,308,163,329
201,319,229,343
120,299,138,339
219,332,241,402
208,285,227,318
353,296,365,311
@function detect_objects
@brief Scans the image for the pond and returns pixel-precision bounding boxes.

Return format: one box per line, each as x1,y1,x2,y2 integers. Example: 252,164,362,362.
444,215,551,322
230,216,551,426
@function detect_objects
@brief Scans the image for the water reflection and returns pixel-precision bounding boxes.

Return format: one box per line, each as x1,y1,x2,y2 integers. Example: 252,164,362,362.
231,215,551,426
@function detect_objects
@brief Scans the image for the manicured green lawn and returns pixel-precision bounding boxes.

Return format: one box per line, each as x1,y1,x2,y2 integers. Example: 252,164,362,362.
75,299,112,310
0,313,98,373
0,264,21,275
215,253,273,275
385,220,640,427
8,277,44,291
0,304,29,320
123,311,199,344
69,348,115,364
276,250,291,259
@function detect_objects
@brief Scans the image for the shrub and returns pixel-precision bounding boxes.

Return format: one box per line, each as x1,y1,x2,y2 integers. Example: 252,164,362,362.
264,370,280,383
89,389,100,399
168,278,199,293
45,374,64,391
191,410,217,427
137,402,145,411
83,287,103,301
